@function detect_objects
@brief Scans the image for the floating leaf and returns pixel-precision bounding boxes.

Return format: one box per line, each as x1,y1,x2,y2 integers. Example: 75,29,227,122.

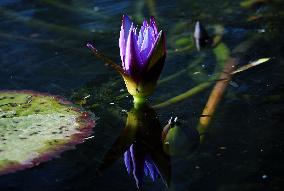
0,90,95,176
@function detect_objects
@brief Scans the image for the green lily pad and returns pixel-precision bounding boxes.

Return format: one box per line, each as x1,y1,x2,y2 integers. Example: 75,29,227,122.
0,90,95,176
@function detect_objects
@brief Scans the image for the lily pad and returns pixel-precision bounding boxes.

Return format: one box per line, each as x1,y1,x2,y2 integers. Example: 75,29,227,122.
0,90,95,176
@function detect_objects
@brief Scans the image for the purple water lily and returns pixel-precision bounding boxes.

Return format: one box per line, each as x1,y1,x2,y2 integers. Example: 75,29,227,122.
124,143,161,188
119,15,165,79
118,15,166,98
87,15,166,102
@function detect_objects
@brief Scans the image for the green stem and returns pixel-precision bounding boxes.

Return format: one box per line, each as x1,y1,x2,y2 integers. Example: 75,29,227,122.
153,82,212,109
133,96,147,109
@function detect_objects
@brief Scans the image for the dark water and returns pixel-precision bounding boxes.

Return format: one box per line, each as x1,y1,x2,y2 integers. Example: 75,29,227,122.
0,0,284,190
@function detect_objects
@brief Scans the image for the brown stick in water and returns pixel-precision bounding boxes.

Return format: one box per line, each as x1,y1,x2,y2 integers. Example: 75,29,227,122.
197,57,238,142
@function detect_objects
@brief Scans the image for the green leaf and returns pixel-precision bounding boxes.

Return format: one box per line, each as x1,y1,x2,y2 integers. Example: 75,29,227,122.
0,90,95,175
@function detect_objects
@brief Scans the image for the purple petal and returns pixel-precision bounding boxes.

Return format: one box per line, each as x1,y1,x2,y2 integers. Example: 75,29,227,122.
144,163,149,176
119,29,126,64
130,144,144,188
142,19,148,27
133,32,143,69
124,28,144,81
124,150,132,174
124,27,136,71
123,15,133,42
137,19,149,52
150,16,158,36
129,144,135,168
148,30,166,65
137,27,145,50
140,27,155,65
145,157,158,181
119,15,133,65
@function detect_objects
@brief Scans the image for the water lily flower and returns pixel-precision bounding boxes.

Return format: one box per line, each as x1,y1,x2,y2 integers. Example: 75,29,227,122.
119,15,166,100
124,142,161,188
87,15,166,105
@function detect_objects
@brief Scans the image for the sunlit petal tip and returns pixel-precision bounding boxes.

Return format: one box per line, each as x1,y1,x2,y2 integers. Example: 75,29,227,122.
150,16,158,34
121,15,133,44
154,30,166,54
120,15,134,65
122,14,133,31
150,16,156,23
152,30,166,55
142,19,148,27
124,30,134,71
122,14,131,22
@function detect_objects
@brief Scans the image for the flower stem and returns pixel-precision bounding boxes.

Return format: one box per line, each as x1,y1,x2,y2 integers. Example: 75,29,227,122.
133,96,147,109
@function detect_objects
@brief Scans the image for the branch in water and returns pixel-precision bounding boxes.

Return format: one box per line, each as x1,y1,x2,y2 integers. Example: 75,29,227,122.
197,58,238,142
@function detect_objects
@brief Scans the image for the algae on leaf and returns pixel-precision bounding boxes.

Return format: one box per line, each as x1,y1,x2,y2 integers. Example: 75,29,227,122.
0,90,95,176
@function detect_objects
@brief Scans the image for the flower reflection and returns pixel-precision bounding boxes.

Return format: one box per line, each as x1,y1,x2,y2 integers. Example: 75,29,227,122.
97,104,171,189
124,142,161,188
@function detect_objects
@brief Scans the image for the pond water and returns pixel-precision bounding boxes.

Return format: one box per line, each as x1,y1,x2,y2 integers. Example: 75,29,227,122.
0,0,284,190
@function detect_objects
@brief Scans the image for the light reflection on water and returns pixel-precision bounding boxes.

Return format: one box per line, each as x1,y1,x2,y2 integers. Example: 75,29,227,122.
0,0,283,190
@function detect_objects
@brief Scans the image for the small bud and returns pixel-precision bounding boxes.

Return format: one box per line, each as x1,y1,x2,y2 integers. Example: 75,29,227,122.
162,118,200,156
194,21,213,51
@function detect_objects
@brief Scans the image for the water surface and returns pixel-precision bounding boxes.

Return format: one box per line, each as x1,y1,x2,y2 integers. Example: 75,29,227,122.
0,0,283,190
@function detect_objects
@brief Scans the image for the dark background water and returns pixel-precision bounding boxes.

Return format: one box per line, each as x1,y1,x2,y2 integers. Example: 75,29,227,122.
0,0,284,190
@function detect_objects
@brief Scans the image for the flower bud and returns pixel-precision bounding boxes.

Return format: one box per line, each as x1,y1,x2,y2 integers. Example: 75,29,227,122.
163,117,200,156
